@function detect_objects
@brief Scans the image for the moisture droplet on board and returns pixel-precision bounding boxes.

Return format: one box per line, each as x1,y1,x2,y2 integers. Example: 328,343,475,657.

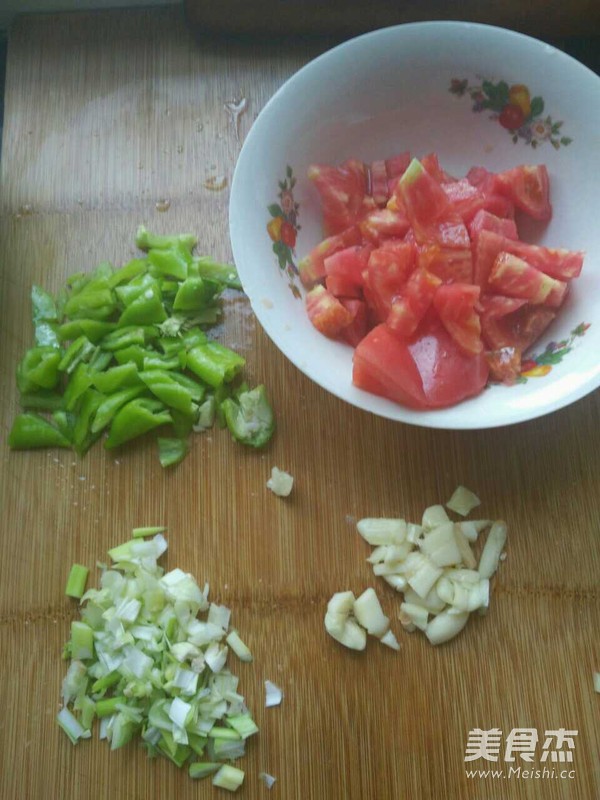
224,95,248,142
203,175,228,191
155,198,171,212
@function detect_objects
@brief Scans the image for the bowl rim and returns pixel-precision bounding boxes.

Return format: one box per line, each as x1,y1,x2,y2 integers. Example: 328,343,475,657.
230,20,600,430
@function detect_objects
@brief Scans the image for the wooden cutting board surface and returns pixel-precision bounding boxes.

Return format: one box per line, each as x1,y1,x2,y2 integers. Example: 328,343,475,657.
0,8,598,799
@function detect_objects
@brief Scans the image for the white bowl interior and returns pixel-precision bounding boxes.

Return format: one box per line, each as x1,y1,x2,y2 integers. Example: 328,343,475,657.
230,22,600,428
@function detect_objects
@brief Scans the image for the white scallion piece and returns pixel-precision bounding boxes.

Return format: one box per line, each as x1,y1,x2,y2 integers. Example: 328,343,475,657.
265,680,283,708
478,521,508,579
57,707,91,744
353,588,389,638
226,630,253,663
259,771,277,788
266,467,294,497
208,603,231,631
446,486,481,517
212,764,245,792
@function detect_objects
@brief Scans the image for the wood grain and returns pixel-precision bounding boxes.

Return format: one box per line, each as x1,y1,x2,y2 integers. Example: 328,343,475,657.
0,8,598,800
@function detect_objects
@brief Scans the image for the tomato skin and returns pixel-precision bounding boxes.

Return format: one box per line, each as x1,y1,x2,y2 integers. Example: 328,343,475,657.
353,323,428,409
407,313,489,408
498,103,525,130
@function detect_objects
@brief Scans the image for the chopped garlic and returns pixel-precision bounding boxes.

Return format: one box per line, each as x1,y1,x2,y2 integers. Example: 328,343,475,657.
446,486,481,517
357,517,407,545
401,551,443,599
453,524,477,569
421,505,450,530
382,574,407,592
353,588,389,638
380,628,400,650
425,609,469,645
266,467,294,497
419,522,463,568
324,591,367,651
399,602,428,632
478,521,508,579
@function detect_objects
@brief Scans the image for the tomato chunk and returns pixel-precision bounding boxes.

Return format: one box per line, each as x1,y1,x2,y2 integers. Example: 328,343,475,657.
494,164,552,221
298,226,362,288
363,241,416,322
486,347,522,385
468,209,518,241
489,252,567,307
433,283,483,355
480,295,555,351
353,323,428,409
387,267,441,337
340,298,369,347
305,285,353,338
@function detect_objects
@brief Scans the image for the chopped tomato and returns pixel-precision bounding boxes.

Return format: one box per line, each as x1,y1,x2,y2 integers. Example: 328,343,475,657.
385,152,412,179
307,161,367,235
466,166,516,219
488,252,568,307
441,179,486,222
494,164,552,221
324,244,372,287
407,313,489,408
421,153,455,184
359,207,411,244
468,209,518,241
433,283,483,355
387,267,442,337
417,243,473,284
486,347,522,385
397,158,451,240
305,285,353,338
298,226,362,288
339,298,369,346
480,295,555,351
325,274,363,299
369,160,389,206
363,241,416,321
353,324,428,409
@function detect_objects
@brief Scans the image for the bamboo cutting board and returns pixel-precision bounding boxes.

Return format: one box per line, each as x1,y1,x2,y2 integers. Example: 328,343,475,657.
0,8,598,800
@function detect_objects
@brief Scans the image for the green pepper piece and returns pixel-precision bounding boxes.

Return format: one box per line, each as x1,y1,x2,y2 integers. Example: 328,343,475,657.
63,363,94,411
87,348,113,373
179,307,222,327
19,390,65,412
169,371,205,402
58,336,96,374
100,326,147,352
16,346,61,392
58,319,118,344
142,353,180,371
72,389,104,454
34,321,60,349
221,384,275,448
193,256,242,290
139,370,195,415
31,285,59,322
147,241,192,280
63,286,116,320
117,285,167,327
91,385,146,434
93,261,114,281
52,410,77,442
173,276,214,312
157,437,189,467
113,345,148,370
104,398,172,449
170,409,196,438
184,342,245,388
181,328,208,349
8,413,71,449
193,395,216,431
135,225,197,253
92,362,140,394
107,258,147,288
158,337,184,358
114,273,157,307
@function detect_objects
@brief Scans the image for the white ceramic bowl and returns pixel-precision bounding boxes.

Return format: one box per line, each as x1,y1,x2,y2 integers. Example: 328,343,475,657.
230,22,600,429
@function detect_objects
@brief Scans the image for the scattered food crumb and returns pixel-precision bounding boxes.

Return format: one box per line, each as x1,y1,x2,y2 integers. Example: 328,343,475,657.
266,467,294,497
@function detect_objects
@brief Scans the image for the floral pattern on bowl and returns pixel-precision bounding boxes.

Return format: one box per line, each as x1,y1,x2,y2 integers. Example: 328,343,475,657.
266,166,302,298
449,78,572,149
518,322,590,381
